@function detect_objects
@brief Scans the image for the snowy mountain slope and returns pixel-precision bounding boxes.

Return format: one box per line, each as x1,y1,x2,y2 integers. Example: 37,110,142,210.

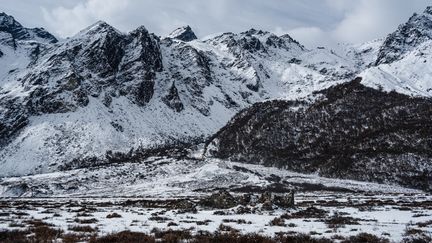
334,38,384,70
375,6,432,65
0,157,419,198
362,40,432,96
360,6,432,96
0,12,56,83
0,16,365,177
1,6,432,179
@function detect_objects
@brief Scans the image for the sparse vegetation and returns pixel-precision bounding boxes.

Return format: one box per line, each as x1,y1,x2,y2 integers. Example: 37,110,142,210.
148,216,171,222
106,212,122,218
222,219,251,224
68,225,97,232
281,207,329,219
269,216,286,226
0,193,430,243
341,233,389,243
325,212,360,228
74,218,98,224
89,231,155,243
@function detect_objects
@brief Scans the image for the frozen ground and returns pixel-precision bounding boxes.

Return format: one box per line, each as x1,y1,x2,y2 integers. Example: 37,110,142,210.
0,158,421,198
0,159,431,242
0,193,431,242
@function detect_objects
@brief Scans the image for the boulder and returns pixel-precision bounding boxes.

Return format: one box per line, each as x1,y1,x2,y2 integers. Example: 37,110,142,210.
199,190,237,209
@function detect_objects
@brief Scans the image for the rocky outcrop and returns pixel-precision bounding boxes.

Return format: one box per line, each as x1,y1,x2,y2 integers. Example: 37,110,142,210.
168,26,197,42
207,78,432,191
375,7,432,65
2,21,164,116
199,190,295,209
0,12,57,46
162,82,184,112
199,190,238,209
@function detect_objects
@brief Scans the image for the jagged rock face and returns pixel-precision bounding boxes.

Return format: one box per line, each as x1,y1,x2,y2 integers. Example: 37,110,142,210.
162,82,184,112
168,26,197,42
116,26,163,106
17,22,164,114
359,6,432,98
0,12,57,46
0,100,28,147
207,78,432,191
375,7,432,65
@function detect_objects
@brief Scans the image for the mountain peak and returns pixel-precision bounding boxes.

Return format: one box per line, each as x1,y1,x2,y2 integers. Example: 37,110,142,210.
0,12,57,44
0,12,22,29
168,25,197,42
77,20,122,37
134,25,149,33
241,28,270,36
375,6,432,65
424,6,432,15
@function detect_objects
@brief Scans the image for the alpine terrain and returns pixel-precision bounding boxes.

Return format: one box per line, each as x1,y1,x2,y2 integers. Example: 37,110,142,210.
0,5,432,243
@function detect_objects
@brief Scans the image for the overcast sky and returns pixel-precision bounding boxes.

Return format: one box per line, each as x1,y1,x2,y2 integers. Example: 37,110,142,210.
1,0,431,47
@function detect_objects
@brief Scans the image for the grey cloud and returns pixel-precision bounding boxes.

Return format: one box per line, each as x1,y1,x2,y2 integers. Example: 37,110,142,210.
1,0,431,48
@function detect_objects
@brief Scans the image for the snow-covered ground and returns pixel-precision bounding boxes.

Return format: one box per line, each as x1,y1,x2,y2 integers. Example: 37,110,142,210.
0,158,421,198
0,192,431,242
0,159,430,242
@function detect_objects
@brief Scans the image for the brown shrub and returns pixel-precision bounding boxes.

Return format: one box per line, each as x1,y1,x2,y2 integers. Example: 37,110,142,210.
167,222,178,226
0,229,29,243
74,218,98,224
341,233,389,243
416,220,432,227
31,226,63,243
269,217,285,226
218,224,240,233
325,213,360,228
68,225,96,232
106,212,122,218
281,207,328,219
148,216,171,222
62,233,86,243
89,231,155,243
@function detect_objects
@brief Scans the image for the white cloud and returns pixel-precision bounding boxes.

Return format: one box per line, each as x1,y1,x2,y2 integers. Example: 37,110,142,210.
4,0,431,46
42,0,129,37
330,0,431,43
276,26,334,48
279,0,431,47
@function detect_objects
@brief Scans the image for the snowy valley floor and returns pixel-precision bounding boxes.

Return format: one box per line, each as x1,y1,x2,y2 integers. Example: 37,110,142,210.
0,158,431,242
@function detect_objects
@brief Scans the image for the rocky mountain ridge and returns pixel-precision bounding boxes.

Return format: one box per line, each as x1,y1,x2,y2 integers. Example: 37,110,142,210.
0,13,360,177
0,6,432,185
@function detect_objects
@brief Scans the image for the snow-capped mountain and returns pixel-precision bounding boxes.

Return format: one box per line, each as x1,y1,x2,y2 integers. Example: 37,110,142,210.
0,15,362,177
375,6,432,65
168,25,197,42
0,12,57,46
362,6,432,96
0,6,432,182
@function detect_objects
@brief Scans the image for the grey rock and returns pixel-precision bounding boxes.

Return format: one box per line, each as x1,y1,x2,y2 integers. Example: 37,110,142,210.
168,26,197,42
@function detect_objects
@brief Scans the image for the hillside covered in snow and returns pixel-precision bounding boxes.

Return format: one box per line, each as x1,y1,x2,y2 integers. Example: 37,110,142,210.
1,5,432,186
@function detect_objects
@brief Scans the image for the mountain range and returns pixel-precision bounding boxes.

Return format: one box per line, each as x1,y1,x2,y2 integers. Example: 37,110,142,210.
0,7,432,191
